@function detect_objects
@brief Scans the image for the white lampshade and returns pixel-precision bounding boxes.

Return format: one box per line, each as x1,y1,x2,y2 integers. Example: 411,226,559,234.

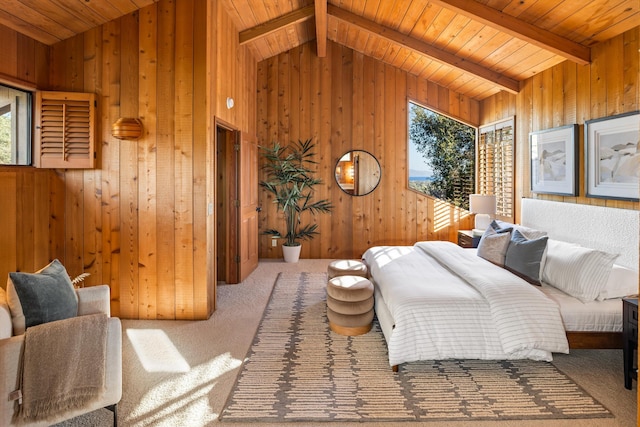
469,194,496,232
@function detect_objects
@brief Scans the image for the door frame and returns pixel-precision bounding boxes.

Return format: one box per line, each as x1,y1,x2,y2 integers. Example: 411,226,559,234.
214,117,240,284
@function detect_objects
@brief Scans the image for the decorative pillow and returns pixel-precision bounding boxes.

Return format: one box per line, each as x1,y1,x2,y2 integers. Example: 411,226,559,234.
0,287,12,339
495,220,547,240
477,226,512,266
597,264,639,301
489,220,513,234
542,239,619,302
6,259,78,335
504,230,548,285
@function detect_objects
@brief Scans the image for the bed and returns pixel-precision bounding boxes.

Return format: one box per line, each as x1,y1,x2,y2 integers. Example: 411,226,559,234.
363,199,639,369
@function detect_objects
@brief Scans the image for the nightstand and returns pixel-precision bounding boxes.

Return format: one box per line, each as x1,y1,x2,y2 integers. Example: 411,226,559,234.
457,230,480,248
623,297,637,390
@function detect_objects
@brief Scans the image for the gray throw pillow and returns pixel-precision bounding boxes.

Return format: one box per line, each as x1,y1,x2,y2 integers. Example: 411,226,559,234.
477,227,512,266
504,230,548,285
8,259,78,332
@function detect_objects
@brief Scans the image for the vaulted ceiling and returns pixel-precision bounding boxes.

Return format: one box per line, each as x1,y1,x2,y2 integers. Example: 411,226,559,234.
1,0,637,101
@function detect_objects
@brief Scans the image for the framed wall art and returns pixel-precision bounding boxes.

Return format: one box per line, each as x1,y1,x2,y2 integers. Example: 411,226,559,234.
585,111,639,201
530,124,578,196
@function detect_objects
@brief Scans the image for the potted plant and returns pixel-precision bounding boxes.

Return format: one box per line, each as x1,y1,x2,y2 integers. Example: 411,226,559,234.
260,138,333,262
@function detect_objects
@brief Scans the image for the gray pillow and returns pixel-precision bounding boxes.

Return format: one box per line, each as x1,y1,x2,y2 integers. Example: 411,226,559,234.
495,219,547,240
489,220,513,234
504,230,548,285
8,259,78,331
477,227,512,266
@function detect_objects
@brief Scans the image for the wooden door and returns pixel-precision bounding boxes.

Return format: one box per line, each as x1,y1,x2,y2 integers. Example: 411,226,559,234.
238,133,259,281
216,125,238,284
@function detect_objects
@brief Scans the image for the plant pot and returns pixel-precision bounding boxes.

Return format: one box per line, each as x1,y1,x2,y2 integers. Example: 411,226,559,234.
282,244,302,263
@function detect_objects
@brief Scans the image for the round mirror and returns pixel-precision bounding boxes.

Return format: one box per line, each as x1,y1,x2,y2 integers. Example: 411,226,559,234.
335,150,381,196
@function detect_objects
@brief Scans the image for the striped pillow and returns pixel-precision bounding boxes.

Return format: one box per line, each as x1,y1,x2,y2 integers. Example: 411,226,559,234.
542,239,618,303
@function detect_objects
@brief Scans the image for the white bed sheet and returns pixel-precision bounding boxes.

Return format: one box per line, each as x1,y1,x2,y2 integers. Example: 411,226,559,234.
539,284,623,332
463,247,623,333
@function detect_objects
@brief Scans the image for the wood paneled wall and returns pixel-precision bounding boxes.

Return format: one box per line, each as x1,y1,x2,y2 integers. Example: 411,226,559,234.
0,0,257,319
257,40,477,260
480,27,640,222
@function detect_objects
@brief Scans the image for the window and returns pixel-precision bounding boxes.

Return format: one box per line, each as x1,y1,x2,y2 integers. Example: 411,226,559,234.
0,84,31,165
408,102,475,210
478,118,514,220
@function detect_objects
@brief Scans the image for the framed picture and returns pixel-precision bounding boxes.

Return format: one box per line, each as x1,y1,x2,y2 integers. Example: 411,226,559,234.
585,111,639,201
530,124,578,196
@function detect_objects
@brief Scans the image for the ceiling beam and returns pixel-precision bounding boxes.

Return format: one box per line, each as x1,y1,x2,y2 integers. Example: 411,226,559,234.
315,0,328,57
328,5,520,94
430,0,590,65
239,4,315,45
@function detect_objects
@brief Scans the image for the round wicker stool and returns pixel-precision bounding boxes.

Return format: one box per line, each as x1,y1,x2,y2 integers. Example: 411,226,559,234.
327,259,368,280
326,275,374,336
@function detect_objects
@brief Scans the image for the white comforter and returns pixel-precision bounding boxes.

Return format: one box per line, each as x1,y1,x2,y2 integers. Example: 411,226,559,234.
363,241,569,366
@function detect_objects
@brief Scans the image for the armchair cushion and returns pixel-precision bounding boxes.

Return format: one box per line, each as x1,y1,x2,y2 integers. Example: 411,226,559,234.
7,260,78,335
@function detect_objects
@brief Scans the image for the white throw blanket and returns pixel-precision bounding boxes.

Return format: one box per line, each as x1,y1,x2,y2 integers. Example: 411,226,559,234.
16,313,108,423
415,241,569,355
364,241,569,366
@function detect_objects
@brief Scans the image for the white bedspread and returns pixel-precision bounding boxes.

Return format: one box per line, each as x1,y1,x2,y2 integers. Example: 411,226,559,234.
363,241,569,366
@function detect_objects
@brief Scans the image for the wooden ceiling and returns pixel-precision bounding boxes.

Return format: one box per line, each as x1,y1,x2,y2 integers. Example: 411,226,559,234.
1,0,637,100
224,0,639,100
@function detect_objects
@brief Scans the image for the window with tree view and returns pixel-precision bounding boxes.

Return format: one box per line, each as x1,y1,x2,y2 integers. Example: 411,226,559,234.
0,84,31,166
408,102,475,210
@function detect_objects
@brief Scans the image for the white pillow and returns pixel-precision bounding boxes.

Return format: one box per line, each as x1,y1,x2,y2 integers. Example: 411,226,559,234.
477,227,511,266
0,288,12,339
597,264,639,300
542,239,618,303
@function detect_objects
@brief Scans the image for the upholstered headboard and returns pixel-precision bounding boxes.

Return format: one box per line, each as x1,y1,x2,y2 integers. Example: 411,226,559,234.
521,198,639,270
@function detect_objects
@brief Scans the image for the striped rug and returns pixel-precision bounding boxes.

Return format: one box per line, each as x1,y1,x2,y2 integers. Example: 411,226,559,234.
220,272,612,422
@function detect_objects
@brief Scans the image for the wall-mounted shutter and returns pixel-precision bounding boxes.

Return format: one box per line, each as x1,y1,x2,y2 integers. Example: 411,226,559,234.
33,91,96,169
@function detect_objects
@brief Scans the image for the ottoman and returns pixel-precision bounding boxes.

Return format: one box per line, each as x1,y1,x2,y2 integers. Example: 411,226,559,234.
327,259,368,279
326,275,374,336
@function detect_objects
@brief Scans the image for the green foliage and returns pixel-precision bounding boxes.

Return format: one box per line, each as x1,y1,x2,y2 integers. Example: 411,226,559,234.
260,138,333,247
409,105,475,209
0,115,11,164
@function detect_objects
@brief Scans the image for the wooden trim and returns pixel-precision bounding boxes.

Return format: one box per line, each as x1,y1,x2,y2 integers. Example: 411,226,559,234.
239,5,314,45
327,5,520,94
429,0,590,65
567,331,623,349
0,72,38,91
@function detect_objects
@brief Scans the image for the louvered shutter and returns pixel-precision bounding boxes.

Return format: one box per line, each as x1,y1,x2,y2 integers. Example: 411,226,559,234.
34,91,96,168
478,117,514,220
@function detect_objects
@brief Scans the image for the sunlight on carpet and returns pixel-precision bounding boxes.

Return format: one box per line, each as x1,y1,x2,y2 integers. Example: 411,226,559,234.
127,329,190,373
126,352,242,425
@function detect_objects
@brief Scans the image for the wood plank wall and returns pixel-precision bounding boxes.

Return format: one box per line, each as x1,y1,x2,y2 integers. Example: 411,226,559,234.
480,27,640,222
256,40,477,260
0,0,257,319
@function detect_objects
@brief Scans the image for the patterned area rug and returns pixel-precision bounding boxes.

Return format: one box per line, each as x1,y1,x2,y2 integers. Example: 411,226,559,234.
220,272,612,422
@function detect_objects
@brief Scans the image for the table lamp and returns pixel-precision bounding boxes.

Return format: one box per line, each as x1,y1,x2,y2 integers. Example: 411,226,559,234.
469,194,496,235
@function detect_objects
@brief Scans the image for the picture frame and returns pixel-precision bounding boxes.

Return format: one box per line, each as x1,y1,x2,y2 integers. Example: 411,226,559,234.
530,124,578,196
585,111,639,201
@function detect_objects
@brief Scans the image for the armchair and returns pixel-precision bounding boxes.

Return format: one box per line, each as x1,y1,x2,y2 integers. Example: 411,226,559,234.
0,285,122,427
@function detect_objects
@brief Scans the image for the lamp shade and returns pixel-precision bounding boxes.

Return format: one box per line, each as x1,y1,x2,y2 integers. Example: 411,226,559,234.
469,194,496,215
469,194,496,232
111,118,143,140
